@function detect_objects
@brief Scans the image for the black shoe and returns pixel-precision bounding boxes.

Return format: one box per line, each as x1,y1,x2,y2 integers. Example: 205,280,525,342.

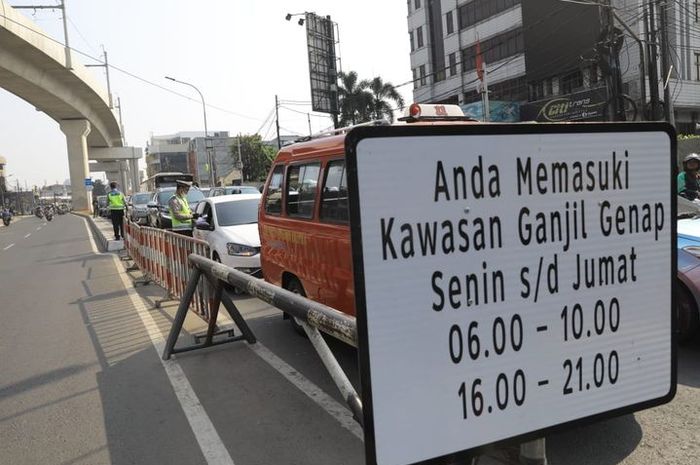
115,236,120,241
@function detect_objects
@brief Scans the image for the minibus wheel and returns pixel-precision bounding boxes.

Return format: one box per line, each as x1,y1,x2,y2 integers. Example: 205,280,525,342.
285,278,308,337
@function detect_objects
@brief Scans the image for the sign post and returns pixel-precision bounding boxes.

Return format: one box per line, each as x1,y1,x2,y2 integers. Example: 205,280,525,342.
346,123,676,465
84,177,93,191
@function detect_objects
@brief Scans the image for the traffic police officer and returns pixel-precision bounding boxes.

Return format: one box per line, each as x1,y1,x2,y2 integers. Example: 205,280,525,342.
107,181,127,240
169,180,194,236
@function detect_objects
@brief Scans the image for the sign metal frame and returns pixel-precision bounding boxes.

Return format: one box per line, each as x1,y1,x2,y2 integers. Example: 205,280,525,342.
345,122,677,465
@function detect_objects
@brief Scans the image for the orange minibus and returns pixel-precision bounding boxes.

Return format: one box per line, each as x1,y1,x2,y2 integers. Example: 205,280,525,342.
258,104,476,327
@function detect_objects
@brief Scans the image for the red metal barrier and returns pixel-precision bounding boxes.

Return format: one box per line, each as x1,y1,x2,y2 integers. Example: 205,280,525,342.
124,219,212,320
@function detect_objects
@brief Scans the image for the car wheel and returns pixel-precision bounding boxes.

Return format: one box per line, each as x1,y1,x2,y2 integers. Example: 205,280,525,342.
285,278,308,337
677,284,700,344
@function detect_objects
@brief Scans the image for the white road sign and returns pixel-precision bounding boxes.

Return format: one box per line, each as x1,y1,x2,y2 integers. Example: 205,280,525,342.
346,123,676,465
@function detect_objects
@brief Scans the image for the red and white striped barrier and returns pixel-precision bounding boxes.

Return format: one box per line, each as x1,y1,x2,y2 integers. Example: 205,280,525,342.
124,220,212,320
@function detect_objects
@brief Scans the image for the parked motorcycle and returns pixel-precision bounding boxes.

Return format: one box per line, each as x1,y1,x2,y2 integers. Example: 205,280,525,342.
35,206,43,219
45,207,53,222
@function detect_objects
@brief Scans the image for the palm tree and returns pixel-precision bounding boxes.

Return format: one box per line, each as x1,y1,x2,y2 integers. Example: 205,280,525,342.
337,71,373,126
367,77,405,122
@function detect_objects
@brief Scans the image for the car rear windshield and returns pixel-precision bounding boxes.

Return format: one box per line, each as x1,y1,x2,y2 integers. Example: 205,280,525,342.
132,193,151,204
215,199,260,226
158,189,205,204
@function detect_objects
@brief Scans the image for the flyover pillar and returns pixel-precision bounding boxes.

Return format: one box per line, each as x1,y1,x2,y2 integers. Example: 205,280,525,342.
128,158,140,192
60,119,91,211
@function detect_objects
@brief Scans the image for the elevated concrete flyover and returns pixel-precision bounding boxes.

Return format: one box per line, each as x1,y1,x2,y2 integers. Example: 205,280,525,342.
0,1,140,209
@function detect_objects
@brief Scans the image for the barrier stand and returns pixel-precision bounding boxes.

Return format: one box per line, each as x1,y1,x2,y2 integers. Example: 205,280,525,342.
162,254,363,426
162,265,254,357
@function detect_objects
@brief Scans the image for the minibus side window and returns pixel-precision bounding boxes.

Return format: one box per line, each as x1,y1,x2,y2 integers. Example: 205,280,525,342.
287,163,321,219
264,165,284,215
320,160,348,223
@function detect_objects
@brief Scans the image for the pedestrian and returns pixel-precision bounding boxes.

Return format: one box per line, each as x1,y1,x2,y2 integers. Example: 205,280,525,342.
92,196,99,218
678,153,700,200
107,181,127,240
168,179,194,236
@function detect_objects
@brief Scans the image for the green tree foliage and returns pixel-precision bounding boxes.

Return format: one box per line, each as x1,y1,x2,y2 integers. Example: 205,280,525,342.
338,71,372,126
337,71,405,126
232,134,276,182
367,77,405,122
92,179,107,196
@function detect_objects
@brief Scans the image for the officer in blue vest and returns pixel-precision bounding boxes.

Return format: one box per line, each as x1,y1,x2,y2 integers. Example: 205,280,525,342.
107,181,127,240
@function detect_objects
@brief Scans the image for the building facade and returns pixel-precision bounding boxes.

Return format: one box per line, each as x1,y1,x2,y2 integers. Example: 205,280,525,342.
407,0,526,119
146,132,241,187
407,0,700,130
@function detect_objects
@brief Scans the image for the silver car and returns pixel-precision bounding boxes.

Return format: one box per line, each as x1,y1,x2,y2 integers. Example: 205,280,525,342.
127,192,153,225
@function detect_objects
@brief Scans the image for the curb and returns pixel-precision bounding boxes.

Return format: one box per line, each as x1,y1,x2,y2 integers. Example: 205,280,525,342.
72,212,124,251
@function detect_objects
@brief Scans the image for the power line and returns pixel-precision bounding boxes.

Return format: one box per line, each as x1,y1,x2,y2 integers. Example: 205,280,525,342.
0,10,267,123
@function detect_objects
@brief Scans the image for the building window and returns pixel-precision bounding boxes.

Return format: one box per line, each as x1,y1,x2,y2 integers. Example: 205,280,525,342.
415,0,421,9
449,53,457,76
419,65,427,86
464,76,527,103
413,68,418,89
417,26,424,48
695,1,699,22
695,52,700,80
560,70,583,94
461,28,524,73
446,10,454,35
458,0,521,30
410,31,415,51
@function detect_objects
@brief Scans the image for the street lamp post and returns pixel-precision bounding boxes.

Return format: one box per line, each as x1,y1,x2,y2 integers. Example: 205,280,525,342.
164,76,216,187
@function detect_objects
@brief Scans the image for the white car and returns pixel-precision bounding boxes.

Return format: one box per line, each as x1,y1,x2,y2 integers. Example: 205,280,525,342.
193,194,262,277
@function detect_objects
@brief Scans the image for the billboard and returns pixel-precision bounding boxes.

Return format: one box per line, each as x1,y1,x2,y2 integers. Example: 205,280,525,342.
522,0,602,83
520,86,609,122
346,123,676,465
305,13,338,116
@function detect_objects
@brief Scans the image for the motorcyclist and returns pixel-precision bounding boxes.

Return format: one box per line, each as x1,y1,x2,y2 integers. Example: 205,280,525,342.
1,207,12,226
678,153,700,200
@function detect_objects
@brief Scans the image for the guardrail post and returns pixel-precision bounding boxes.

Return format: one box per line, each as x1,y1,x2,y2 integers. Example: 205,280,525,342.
162,267,202,360
519,438,547,465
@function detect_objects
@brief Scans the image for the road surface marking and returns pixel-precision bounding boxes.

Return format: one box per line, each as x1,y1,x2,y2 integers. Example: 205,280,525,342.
42,222,47,226
81,217,235,465
3,243,14,250
248,342,364,440
24,233,31,238
36,227,41,231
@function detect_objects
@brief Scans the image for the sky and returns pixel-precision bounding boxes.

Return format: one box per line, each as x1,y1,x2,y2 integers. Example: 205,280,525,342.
0,0,413,188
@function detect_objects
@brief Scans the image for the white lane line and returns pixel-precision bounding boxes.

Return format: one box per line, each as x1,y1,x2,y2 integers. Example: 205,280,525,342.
36,227,41,231
81,218,235,465
3,243,14,250
42,222,47,226
248,342,364,440
24,233,31,238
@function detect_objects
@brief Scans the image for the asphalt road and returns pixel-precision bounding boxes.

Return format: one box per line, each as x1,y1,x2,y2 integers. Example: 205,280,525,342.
1,214,698,465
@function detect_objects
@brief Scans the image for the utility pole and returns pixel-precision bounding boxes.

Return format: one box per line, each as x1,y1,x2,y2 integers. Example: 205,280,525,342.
14,0,71,68
275,95,282,150
645,1,661,120
237,133,243,182
115,96,125,144
658,0,675,125
307,113,312,136
85,47,113,108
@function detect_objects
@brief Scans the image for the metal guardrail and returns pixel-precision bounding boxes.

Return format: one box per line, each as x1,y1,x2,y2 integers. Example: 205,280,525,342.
161,253,363,426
